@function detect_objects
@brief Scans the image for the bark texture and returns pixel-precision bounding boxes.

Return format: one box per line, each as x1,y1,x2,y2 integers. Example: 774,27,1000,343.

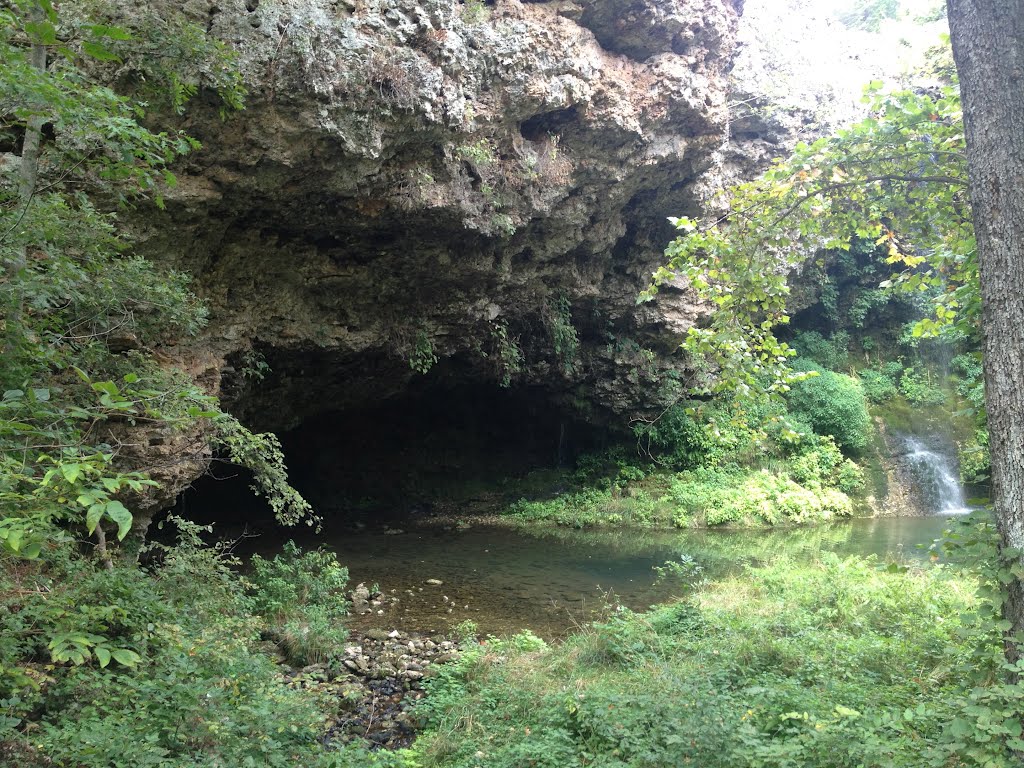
948,0,1024,654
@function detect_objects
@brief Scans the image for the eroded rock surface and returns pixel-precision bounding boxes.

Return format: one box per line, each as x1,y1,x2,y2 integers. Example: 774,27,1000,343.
132,0,740,421
109,0,768,508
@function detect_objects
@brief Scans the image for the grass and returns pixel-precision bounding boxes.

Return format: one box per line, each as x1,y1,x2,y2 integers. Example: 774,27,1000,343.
408,555,1022,768
503,450,860,530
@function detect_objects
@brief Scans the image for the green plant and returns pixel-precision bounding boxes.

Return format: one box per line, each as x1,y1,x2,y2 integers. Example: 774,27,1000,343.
652,554,704,585
412,554,1013,767
849,288,890,328
0,514,340,766
240,349,271,380
453,619,479,643
489,212,516,236
952,352,986,410
0,2,312,563
456,138,495,166
633,405,716,469
490,320,523,387
460,0,488,24
249,541,350,666
959,429,990,484
409,329,438,375
787,437,845,486
899,365,946,405
836,458,867,493
642,78,976,451
859,366,899,402
787,359,872,453
791,330,850,370
548,295,579,374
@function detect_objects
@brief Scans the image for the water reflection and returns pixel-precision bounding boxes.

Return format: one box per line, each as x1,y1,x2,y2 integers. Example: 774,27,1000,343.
311,515,960,639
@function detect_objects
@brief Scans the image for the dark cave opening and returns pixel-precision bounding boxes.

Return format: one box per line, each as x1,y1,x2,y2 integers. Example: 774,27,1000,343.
173,380,608,531
519,106,580,141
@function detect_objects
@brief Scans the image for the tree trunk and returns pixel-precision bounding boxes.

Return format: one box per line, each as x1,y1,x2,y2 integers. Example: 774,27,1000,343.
94,525,114,571
17,40,46,209
4,12,47,353
947,0,1024,659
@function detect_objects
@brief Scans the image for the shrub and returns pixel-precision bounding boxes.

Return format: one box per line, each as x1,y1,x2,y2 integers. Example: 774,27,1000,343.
788,438,845,486
791,330,850,370
859,367,899,403
633,405,715,469
706,471,852,525
0,526,335,766
952,353,986,409
669,463,853,527
249,542,349,665
899,366,947,406
960,430,990,485
836,458,867,494
787,359,872,453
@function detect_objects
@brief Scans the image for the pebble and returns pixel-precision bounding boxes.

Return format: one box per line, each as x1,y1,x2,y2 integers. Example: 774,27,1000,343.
304,626,466,751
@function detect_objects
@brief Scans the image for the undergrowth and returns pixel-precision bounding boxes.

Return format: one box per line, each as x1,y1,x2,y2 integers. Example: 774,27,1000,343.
505,434,863,529
411,550,1023,768
0,520,352,766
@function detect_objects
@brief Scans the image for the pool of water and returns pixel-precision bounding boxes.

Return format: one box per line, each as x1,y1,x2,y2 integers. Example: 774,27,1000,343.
263,515,962,639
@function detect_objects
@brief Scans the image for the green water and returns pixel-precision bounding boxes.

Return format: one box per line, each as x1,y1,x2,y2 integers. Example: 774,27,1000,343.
312,515,960,639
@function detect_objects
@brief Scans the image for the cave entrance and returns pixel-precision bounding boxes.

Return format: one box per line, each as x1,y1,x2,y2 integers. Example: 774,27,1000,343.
174,381,606,530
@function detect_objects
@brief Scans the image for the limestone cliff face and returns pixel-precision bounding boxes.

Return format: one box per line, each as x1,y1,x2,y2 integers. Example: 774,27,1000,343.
135,0,740,423
125,0,753,507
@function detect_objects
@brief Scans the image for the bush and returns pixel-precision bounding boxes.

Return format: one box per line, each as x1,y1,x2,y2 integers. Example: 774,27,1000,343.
633,405,715,469
791,330,850,370
836,458,867,494
899,366,947,406
859,367,899,403
667,462,854,527
703,471,852,525
0,524,337,766
505,486,668,529
249,542,349,665
952,353,986,410
960,430,990,485
787,359,872,453
788,438,845,486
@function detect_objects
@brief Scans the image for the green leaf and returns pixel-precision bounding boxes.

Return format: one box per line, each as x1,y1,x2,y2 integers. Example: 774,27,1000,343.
86,503,105,534
24,20,57,45
105,500,133,541
82,40,121,62
20,542,42,559
83,23,133,41
94,646,111,668
110,649,141,667
76,491,99,508
92,381,120,397
61,464,82,484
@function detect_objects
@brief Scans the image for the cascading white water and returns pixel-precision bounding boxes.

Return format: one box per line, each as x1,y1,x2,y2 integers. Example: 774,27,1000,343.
901,436,969,515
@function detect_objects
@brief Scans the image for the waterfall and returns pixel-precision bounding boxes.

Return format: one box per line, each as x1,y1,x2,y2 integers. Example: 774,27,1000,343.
900,436,969,515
